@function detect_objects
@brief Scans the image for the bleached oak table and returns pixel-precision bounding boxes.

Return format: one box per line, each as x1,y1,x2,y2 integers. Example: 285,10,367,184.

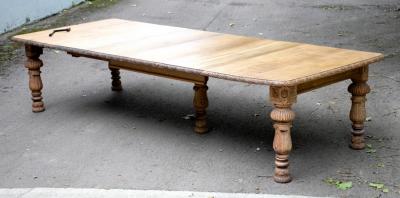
12,19,384,183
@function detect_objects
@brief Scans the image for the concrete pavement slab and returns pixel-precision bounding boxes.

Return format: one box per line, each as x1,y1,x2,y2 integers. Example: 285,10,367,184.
0,188,332,198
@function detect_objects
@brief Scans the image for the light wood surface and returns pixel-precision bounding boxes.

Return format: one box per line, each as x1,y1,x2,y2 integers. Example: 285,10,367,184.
12,19,383,86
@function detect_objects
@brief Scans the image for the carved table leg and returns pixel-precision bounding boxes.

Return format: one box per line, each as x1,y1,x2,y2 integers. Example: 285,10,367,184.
25,45,45,112
193,83,208,133
348,66,370,150
109,67,122,91
269,86,297,183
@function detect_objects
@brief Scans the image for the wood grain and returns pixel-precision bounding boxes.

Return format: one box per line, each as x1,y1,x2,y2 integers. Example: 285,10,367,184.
12,19,383,86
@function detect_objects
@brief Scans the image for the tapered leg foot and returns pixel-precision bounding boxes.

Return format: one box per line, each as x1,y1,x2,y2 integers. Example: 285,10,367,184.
348,66,370,150
274,154,292,183
270,86,297,183
193,83,208,134
110,67,122,91
350,129,365,150
25,45,45,113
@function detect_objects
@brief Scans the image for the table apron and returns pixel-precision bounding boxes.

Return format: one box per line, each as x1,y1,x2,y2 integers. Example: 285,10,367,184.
67,51,364,90
109,60,208,84
297,69,357,94
67,51,208,84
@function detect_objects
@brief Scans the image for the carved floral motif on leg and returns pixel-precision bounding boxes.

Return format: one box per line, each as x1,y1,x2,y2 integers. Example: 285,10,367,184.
270,86,297,183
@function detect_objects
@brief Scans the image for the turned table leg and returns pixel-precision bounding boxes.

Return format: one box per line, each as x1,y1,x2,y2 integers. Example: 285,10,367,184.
269,86,297,183
348,66,370,150
109,67,122,91
193,82,208,133
25,45,45,112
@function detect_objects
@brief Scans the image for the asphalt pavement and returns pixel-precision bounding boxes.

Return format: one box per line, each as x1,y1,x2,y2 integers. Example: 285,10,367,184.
0,0,399,197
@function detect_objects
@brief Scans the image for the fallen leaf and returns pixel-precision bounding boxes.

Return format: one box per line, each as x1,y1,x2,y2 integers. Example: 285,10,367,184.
365,116,372,121
369,183,390,193
383,188,389,193
366,148,376,153
229,23,235,27
369,182,384,189
324,178,352,190
337,181,352,190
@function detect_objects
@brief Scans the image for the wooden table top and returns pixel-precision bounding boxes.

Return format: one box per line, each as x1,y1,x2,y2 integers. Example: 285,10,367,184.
12,19,383,85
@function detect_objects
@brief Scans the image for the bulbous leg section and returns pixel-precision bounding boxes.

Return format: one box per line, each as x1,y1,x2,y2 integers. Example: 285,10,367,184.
193,83,208,134
25,45,45,112
269,86,297,183
110,67,122,91
271,109,294,183
348,66,370,150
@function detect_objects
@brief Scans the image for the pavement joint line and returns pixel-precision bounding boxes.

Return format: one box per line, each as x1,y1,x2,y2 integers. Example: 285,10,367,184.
0,188,335,198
